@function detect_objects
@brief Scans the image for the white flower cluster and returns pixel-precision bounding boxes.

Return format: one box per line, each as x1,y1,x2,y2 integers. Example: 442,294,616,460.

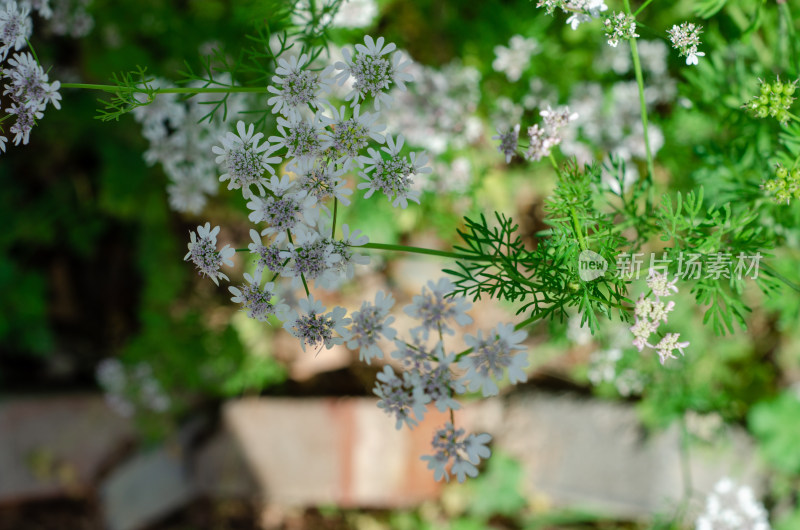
695,478,771,530
96,359,171,417
492,34,540,82
366,278,528,482
630,268,690,364
45,0,93,38
603,12,638,48
184,222,235,286
182,35,430,344
132,76,251,214
667,21,705,66
536,0,609,30
493,105,578,164
0,0,63,153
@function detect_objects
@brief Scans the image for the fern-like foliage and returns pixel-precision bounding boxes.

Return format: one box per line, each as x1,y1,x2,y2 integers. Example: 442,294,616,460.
95,66,154,122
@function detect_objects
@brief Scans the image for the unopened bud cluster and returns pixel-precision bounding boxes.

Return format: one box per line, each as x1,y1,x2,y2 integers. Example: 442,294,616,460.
762,164,800,205
744,76,797,125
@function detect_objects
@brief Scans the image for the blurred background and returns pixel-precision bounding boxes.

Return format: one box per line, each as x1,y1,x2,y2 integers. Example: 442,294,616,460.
3,0,800,528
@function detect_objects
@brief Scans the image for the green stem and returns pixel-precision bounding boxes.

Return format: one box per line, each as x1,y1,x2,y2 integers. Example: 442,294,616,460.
286,231,310,297
548,153,559,172
633,0,655,17
60,83,270,94
361,242,495,262
570,207,588,251
623,0,655,185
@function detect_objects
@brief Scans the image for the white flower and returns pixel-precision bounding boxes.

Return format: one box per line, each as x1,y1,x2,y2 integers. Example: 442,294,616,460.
492,35,539,82
246,175,319,243
421,423,492,483
289,158,353,209
525,124,558,162
653,332,689,365
268,112,331,164
327,223,370,282
667,22,704,66
2,51,61,146
0,3,32,60
319,104,385,169
403,278,473,338
344,290,397,364
646,268,679,297
247,229,285,275
334,35,414,110
629,317,658,352
603,12,638,48
267,53,333,117
184,223,235,286
458,323,528,397
357,133,429,208
212,121,281,197
540,105,579,135
229,269,290,322
492,123,520,164
374,364,428,429
283,295,350,353
279,228,340,289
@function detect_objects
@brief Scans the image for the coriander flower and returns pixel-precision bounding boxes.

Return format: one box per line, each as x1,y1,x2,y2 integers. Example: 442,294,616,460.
418,346,461,412
492,123,520,164
492,35,540,82
404,278,473,339
539,105,578,136
229,270,289,322
268,112,331,164
334,34,414,110
629,317,658,352
421,423,492,483
290,158,353,209
320,104,385,169
695,478,770,530
526,124,558,161
357,133,429,208
279,229,340,289
344,290,397,364
457,323,529,397
604,12,638,48
267,53,333,117
326,223,370,281
212,121,281,197
653,333,689,365
283,295,350,353
2,51,61,146
246,175,318,243
373,364,428,429
247,229,285,275
0,3,32,60
184,222,235,286
646,268,679,297
667,22,704,66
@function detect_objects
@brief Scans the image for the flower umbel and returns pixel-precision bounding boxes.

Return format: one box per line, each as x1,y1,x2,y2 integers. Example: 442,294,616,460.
667,22,704,65
184,223,235,286
421,423,492,483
